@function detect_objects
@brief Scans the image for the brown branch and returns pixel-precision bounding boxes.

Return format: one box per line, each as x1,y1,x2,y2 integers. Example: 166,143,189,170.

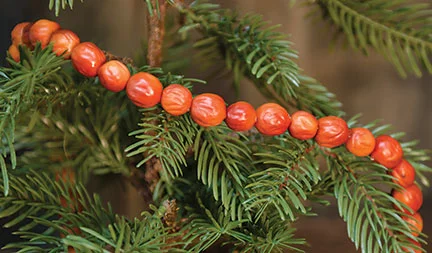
147,0,168,67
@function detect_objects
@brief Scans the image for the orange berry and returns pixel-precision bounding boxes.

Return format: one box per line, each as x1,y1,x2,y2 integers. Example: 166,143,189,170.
288,110,318,140
255,103,291,136
315,116,349,148
190,93,226,127
392,184,423,214
391,160,415,188
403,212,423,237
226,101,257,131
161,84,193,116
97,60,130,92
345,127,376,156
11,22,32,47
8,44,20,62
126,72,163,108
50,29,80,59
29,19,60,48
71,42,106,77
371,135,403,169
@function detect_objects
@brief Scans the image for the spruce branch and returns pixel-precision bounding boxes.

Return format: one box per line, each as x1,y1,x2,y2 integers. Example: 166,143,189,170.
245,135,320,221
126,109,198,181
315,0,432,78
179,194,306,252
325,152,426,253
171,1,343,117
0,44,68,195
0,171,184,252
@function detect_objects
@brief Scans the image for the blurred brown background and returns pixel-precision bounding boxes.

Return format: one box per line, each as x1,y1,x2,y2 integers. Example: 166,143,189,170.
0,0,431,252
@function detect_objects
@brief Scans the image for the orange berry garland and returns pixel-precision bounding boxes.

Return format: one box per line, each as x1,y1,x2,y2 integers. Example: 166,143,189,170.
29,19,60,48
190,93,226,127
288,110,318,140
255,103,291,136
126,72,163,108
161,84,193,116
50,29,80,59
98,60,130,92
226,101,257,131
7,19,427,251
315,116,349,148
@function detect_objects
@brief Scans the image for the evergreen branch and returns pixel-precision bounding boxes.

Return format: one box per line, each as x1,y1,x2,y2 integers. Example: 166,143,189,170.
49,0,84,16
244,134,320,221
176,2,299,99
235,209,306,253
316,0,432,77
9,76,140,182
126,109,198,181
326,153,425,253
0,171,183,252
0,170,115,252
180,194,305,252
0,44,67,195
193,125,253,221
171,1,343,116
181,194,248,252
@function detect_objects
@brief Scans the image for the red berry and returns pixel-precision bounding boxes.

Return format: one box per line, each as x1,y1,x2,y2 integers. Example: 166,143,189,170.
288,110,318,140
29,19,60,48
401,239,422,253
371,135,403,169
255,103,291,136
403,212,423,237
391,160,416,188
11,22,32,47
345,127,376,156
226,101,257,131
392,184,423,214
190,93,226,127
97,60,130,92
161,84,193,116
126,72,163,108
8,45,20,62
315,116,349,148
71,42,106,77
50,29,80,59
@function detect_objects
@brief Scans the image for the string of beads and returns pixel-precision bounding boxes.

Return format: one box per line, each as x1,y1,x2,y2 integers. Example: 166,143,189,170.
8,19,424,251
